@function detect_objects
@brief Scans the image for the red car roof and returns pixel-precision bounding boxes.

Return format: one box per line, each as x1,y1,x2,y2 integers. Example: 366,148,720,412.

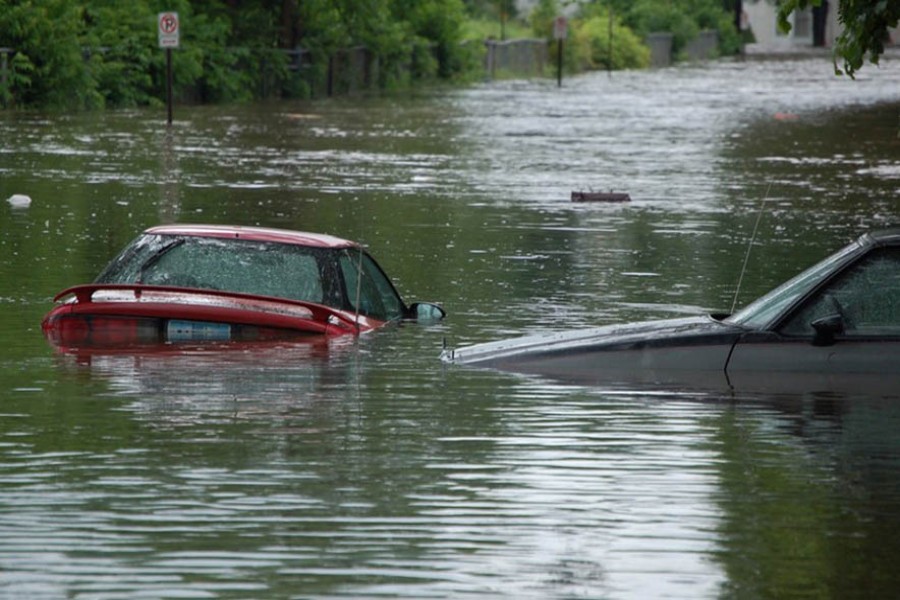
144,224,359,249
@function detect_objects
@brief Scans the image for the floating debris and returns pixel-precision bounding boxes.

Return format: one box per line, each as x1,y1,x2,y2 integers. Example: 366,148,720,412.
571,191,630,203
6,194,32,208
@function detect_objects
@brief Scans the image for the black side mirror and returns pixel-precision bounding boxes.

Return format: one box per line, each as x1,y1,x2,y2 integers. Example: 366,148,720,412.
409,302,446,322
811,313,844,347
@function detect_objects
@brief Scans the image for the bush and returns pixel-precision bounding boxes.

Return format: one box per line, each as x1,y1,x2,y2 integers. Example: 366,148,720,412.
0,0,100,109
608,0,741,59
622,0,698,59
572,11,651,71
529,0,560,39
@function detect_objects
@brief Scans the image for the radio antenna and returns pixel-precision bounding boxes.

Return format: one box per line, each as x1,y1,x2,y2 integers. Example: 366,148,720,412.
731,183,771,314
354,245,364,333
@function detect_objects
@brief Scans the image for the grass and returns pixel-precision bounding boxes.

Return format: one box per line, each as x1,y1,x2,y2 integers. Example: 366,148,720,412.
461,17,536,42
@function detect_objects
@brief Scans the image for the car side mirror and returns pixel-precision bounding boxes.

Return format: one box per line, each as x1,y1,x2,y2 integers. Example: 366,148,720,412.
811,313,844,347
409,302,446,322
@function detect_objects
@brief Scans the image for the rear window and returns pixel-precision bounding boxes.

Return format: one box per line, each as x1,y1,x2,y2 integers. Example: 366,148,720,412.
96,235,330,305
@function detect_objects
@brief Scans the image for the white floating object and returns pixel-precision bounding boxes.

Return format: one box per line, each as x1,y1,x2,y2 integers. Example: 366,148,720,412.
6,194,32,208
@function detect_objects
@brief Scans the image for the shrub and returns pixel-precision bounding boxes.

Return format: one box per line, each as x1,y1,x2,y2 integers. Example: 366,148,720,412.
572,11,651,71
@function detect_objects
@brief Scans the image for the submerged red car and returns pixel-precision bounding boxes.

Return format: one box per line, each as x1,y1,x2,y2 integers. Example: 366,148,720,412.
43,224,445,349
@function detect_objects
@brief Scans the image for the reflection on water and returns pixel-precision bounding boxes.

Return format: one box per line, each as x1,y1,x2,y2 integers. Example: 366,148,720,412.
2,56,900,597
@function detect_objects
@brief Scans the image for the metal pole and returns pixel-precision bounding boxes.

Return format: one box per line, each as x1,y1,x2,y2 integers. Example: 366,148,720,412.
166,47,173,125
556,39,563,87
608,8,613,76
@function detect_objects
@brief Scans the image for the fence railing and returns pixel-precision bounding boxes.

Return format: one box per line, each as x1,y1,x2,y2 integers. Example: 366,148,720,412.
484,39,548,79
0,32,720,106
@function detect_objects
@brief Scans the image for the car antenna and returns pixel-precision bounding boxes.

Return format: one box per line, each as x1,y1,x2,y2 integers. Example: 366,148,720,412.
731,183,771,315
354,245,364,333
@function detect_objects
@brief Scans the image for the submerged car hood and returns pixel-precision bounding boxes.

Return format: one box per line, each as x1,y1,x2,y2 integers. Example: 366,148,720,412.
442,315,745,366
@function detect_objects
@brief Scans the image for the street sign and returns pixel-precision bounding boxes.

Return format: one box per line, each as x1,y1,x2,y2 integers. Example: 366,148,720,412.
553,16,568,40
158,12,179,124
158,12,180,49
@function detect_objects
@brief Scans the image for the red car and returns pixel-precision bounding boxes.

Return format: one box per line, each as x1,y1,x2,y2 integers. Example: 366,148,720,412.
43,224,445,349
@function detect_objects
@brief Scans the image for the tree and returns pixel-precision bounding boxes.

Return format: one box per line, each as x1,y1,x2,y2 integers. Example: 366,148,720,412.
778,0,900,77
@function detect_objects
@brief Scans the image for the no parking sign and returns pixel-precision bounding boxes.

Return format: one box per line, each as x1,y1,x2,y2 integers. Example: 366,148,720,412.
158,12,180,49
158,11,179,124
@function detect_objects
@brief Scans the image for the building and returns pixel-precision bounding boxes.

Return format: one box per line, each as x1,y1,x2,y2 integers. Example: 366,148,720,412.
743,0,836,50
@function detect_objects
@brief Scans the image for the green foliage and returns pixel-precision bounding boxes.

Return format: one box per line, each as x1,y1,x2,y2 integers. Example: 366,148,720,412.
0,0,474,110
529,0,560,39
463,17,531,41
572,10,651,70
81,3,160,108
529,0,650,72
687,0,742,55
622,0,699,58
462,0,519,20
779,0,900,77
602,0,741,59
394,0,467,78
528,0,739,69
0,0,100,109
0,0,754,109
0,52,34,107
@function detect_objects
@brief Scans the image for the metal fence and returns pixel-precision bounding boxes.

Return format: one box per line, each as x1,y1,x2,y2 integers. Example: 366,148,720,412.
645,30,720,68
685,30,719,61
0,31,721,105
484,39,549,79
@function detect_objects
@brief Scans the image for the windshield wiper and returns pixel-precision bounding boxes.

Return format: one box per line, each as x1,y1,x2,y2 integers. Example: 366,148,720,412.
138,238,185,283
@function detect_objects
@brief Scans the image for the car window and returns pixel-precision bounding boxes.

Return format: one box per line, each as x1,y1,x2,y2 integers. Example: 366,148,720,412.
726,241,859,329
339,250,405,321
780,247,900,337
99,235,326,304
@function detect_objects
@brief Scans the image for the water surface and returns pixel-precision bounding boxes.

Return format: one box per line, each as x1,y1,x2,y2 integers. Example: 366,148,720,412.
2,56,900,598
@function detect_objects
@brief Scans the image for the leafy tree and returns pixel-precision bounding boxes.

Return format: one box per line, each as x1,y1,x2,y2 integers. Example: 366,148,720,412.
397,0,467,78
529,0,559,39
0,0,100,108
0,0,475,109
81,2,160,108
778,0,900,77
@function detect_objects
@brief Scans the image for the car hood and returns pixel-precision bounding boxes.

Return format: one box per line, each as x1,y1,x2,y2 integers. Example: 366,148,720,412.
441,315,745,366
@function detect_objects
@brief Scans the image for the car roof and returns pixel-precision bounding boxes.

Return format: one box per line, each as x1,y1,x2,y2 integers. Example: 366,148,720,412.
865,228,900,246
144,224,359,249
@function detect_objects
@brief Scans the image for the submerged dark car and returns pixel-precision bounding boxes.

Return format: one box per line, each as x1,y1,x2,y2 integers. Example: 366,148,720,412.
442,230,900,389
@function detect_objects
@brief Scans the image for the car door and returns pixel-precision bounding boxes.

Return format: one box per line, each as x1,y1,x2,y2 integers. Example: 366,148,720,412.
726,246,900,375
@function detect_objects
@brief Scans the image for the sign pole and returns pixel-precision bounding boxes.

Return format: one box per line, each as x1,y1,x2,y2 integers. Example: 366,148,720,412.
166,47,173,125
553,17,567,88
608,8,613,77
557,39,563,87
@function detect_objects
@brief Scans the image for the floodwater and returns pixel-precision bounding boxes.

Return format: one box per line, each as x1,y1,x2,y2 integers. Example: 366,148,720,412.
2,55,900,598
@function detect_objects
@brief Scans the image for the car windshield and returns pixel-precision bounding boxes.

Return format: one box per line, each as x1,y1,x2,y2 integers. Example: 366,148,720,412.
726,240,860,330
94,234,407,321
